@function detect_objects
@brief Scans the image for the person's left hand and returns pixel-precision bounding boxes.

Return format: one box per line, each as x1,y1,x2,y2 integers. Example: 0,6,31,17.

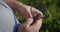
31,7,44,18
25,6,44,18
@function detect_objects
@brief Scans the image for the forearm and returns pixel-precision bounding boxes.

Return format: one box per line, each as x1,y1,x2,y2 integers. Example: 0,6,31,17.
4,0,32,18
4,0,24,9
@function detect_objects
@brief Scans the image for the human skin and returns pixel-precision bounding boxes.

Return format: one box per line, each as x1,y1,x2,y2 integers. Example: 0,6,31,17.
4,0,44,32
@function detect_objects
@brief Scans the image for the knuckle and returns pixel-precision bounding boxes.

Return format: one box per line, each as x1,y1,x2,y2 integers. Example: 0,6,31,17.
22,25,28,28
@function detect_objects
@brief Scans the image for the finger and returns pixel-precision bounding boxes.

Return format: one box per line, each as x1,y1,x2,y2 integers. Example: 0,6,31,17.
31,8,44,17
31,19,42,30
23,18,33,28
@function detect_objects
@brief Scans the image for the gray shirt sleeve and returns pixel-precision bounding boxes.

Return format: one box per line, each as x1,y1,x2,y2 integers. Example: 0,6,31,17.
0,1,20,32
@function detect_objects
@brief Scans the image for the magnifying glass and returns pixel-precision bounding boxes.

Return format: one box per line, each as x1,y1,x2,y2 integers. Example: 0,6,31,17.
30,2,47,25
30,2,45,19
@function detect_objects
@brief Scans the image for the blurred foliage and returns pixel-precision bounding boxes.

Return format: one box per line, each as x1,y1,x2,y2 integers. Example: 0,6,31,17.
16,0,60,32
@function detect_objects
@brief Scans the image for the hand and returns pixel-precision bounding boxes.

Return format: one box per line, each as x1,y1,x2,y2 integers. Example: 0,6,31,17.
18,5,44,32
30,7,44,17
22,6,44,19
18,17,42,32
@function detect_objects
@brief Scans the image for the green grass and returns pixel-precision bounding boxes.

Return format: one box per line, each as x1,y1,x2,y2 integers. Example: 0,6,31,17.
16,0,60,32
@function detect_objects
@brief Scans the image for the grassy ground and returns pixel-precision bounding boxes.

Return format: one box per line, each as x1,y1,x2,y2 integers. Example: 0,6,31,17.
16,0,60,32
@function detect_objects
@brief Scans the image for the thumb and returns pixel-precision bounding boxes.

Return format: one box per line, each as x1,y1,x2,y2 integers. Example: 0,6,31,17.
23,18,33,28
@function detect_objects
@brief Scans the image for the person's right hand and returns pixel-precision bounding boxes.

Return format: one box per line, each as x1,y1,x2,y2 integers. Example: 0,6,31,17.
18,16,43,32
